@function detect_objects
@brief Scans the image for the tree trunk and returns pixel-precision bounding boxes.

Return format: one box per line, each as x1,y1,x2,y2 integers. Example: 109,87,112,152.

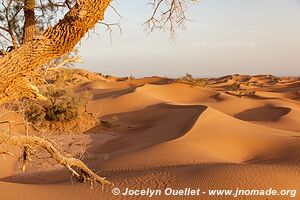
22,0,36,44
0,0,111,105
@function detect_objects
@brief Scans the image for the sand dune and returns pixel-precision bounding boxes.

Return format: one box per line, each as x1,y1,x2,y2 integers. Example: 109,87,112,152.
1,72,300,200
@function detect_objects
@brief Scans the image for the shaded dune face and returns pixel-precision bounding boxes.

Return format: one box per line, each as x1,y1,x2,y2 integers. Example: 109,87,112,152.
234,104,291,122
92,87,137,100
88,104,208,156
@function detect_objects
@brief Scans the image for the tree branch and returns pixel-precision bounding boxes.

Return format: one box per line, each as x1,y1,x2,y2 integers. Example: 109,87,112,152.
145,0,194,40
0,131,113,186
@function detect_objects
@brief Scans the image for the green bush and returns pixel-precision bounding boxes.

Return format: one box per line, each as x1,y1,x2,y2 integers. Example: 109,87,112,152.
25,84,91,124
25,101,45,123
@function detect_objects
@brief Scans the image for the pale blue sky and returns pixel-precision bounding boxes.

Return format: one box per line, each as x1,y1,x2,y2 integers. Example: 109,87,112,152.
76,0,300,77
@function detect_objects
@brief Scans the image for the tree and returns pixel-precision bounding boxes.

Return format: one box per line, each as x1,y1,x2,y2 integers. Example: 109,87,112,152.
0,0,193,187
0,0,75,49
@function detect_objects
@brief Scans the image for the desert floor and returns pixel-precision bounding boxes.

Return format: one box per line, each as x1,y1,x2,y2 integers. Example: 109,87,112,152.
1,70,300,200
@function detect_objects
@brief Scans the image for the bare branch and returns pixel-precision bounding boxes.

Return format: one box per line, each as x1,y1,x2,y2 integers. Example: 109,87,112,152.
0,25,9,32
97,21,122,44
109,4,123,19
0,150,14,156
145,0,196,39
0,131,113,186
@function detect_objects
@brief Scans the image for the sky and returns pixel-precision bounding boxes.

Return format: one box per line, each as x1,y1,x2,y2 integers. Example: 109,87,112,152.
75,0,300,78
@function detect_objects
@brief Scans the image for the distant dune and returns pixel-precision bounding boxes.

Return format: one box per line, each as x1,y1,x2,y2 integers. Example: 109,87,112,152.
0,70,299,200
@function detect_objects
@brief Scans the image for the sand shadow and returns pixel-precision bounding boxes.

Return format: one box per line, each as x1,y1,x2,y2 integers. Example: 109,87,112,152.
92,87,136,100
234,104,291,122
209,93,223,102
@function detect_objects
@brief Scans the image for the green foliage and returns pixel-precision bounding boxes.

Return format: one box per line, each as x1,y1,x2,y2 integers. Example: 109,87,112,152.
25,84,91,124
50,68,75,84
25,101,45,122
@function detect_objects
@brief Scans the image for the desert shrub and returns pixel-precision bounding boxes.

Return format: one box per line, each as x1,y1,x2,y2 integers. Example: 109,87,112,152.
44,103,78,122
104,75,111,78
101,116,119,128
128,75,135,80
266,74,281,82
25,84,91,124
225,90,256,98
49,68,76,84
95,72,111,79
229,81,241,90
25,101,45,123
182,73,193,81
245,81,263,87
177,73,208,87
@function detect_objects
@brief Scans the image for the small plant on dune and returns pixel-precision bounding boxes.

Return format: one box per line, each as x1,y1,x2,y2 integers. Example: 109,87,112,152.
128,75,135,80
267,75,281,84
225,81,256,97
225,89,256,98
229,81,241,90
182,73,193,81
178,73,208,87
101,116,120,128
245,81,263,87
104,75,112,78
95,72,112,79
